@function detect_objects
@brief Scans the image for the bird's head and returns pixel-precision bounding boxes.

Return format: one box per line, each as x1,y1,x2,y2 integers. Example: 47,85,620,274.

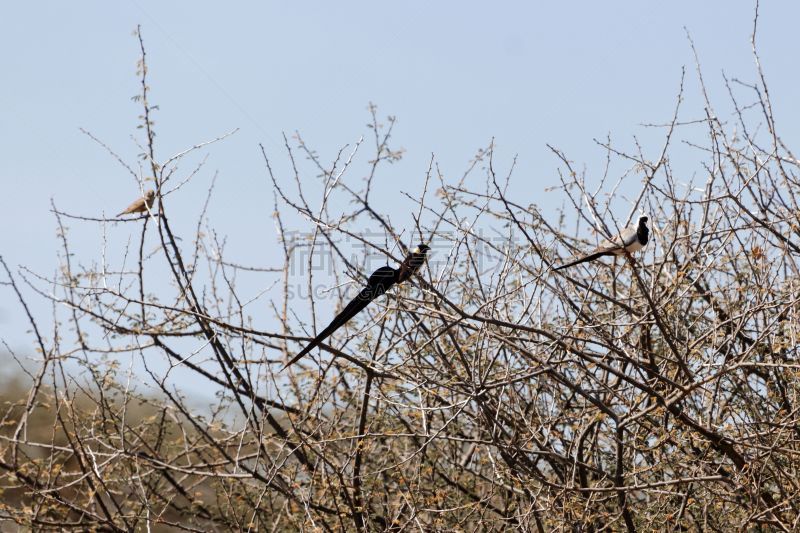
412,243,430,255
638,216,648,226
145,190,156,200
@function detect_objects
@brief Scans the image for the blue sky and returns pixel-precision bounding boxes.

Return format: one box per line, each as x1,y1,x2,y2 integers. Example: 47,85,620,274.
1,2,797,394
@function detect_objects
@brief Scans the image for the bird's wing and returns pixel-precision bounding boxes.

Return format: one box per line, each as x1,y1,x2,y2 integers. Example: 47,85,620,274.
617,225,640,247
117,198,145,216
282,282,393,369
595,224,638,252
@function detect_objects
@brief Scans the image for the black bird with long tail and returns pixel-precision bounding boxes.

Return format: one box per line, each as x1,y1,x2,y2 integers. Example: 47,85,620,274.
283,244,430,369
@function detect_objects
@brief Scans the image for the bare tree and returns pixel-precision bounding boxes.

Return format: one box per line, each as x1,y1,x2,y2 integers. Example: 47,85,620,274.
2,14,800,531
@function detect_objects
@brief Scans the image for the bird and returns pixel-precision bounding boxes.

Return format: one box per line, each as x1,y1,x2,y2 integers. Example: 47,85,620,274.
283,244,431,370
117,190,156,217
554,216,649,271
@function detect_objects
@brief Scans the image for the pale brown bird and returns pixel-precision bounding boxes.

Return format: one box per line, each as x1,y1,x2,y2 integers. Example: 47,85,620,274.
116,190,156,217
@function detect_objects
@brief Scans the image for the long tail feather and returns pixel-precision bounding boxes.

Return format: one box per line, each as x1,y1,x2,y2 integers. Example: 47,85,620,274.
553,251,607,271
282,286,384,370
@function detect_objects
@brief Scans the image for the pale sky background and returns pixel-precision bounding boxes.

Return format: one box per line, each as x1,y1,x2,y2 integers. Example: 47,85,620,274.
1,2,797,399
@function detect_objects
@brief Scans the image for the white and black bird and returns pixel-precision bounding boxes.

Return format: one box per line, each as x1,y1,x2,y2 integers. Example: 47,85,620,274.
554,216,649,271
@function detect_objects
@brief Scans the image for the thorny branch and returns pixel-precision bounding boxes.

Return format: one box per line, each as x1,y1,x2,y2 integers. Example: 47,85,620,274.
2,17,800,531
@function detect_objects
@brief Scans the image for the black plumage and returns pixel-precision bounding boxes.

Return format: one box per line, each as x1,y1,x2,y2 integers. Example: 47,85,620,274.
283,244,430,369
